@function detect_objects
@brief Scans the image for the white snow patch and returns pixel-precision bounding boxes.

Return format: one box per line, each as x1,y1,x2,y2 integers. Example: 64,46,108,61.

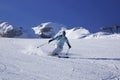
0,35,120,80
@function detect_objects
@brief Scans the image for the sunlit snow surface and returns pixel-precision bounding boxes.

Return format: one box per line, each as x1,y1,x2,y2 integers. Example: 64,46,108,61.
0,36,120,80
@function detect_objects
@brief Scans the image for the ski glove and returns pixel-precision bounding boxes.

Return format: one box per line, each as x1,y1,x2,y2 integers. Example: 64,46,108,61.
48,39,53,43
68,44,71,49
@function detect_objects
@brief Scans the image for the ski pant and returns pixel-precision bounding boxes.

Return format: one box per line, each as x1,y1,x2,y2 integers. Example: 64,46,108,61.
52,46,63,55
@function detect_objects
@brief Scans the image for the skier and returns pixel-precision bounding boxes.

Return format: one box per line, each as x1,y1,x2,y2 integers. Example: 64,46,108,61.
48,31,71,56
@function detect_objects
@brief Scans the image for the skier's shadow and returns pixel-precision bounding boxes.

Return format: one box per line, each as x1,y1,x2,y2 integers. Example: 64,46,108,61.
78,58,120,61
66,53,120,61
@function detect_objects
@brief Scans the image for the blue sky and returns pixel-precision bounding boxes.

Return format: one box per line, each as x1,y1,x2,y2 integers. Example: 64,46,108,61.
0,0,120,32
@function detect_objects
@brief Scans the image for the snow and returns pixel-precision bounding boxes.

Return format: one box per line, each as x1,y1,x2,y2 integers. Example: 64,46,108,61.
0,22,13,33
0,35,120,80
66,27,90,39
32,22,67,38
32,22,90,39
0,21,120,80
86,32,120,39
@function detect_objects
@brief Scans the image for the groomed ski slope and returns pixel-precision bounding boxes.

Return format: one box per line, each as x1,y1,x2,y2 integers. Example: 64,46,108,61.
0,38,120,80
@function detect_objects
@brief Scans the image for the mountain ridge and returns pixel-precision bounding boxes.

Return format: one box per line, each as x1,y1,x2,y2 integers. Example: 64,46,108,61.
0,20,120,39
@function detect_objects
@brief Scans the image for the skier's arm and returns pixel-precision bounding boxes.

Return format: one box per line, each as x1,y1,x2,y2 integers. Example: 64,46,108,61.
67,42,71,49
48,36,58,43
48,39,53,43
66,38,71,49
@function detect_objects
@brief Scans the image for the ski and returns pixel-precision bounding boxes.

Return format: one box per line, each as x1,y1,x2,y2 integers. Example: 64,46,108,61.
48,54,69,58
58,56,69,58
58,54,69,58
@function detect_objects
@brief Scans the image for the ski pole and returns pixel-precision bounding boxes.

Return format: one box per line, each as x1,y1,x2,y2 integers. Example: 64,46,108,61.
37,42,48,48
65,48,70,55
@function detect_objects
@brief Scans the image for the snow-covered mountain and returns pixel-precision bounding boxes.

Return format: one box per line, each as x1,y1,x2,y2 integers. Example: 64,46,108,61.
0,21,38,38
0,21,23,37
85,32,120,39
32,22,90,39
66,27,90,39
1,21,90,38
32,22,67,38
0,21,120,39
0,21,13,33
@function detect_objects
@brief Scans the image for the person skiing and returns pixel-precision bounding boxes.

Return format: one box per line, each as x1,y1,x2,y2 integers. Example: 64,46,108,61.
48,31,71,56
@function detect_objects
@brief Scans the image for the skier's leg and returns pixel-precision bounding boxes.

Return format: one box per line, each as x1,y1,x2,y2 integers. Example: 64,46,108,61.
56,47,62,55
52,47,62,56
52,48,59,56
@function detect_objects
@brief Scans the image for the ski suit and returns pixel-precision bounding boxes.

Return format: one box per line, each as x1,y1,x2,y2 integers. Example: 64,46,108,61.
49,35,71,55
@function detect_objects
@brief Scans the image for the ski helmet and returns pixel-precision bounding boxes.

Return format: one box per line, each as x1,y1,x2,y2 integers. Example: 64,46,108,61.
62,31,66,35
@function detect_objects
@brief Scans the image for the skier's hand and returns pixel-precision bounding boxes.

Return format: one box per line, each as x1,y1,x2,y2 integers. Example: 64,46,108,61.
69,45,71,49
48,40,52,43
